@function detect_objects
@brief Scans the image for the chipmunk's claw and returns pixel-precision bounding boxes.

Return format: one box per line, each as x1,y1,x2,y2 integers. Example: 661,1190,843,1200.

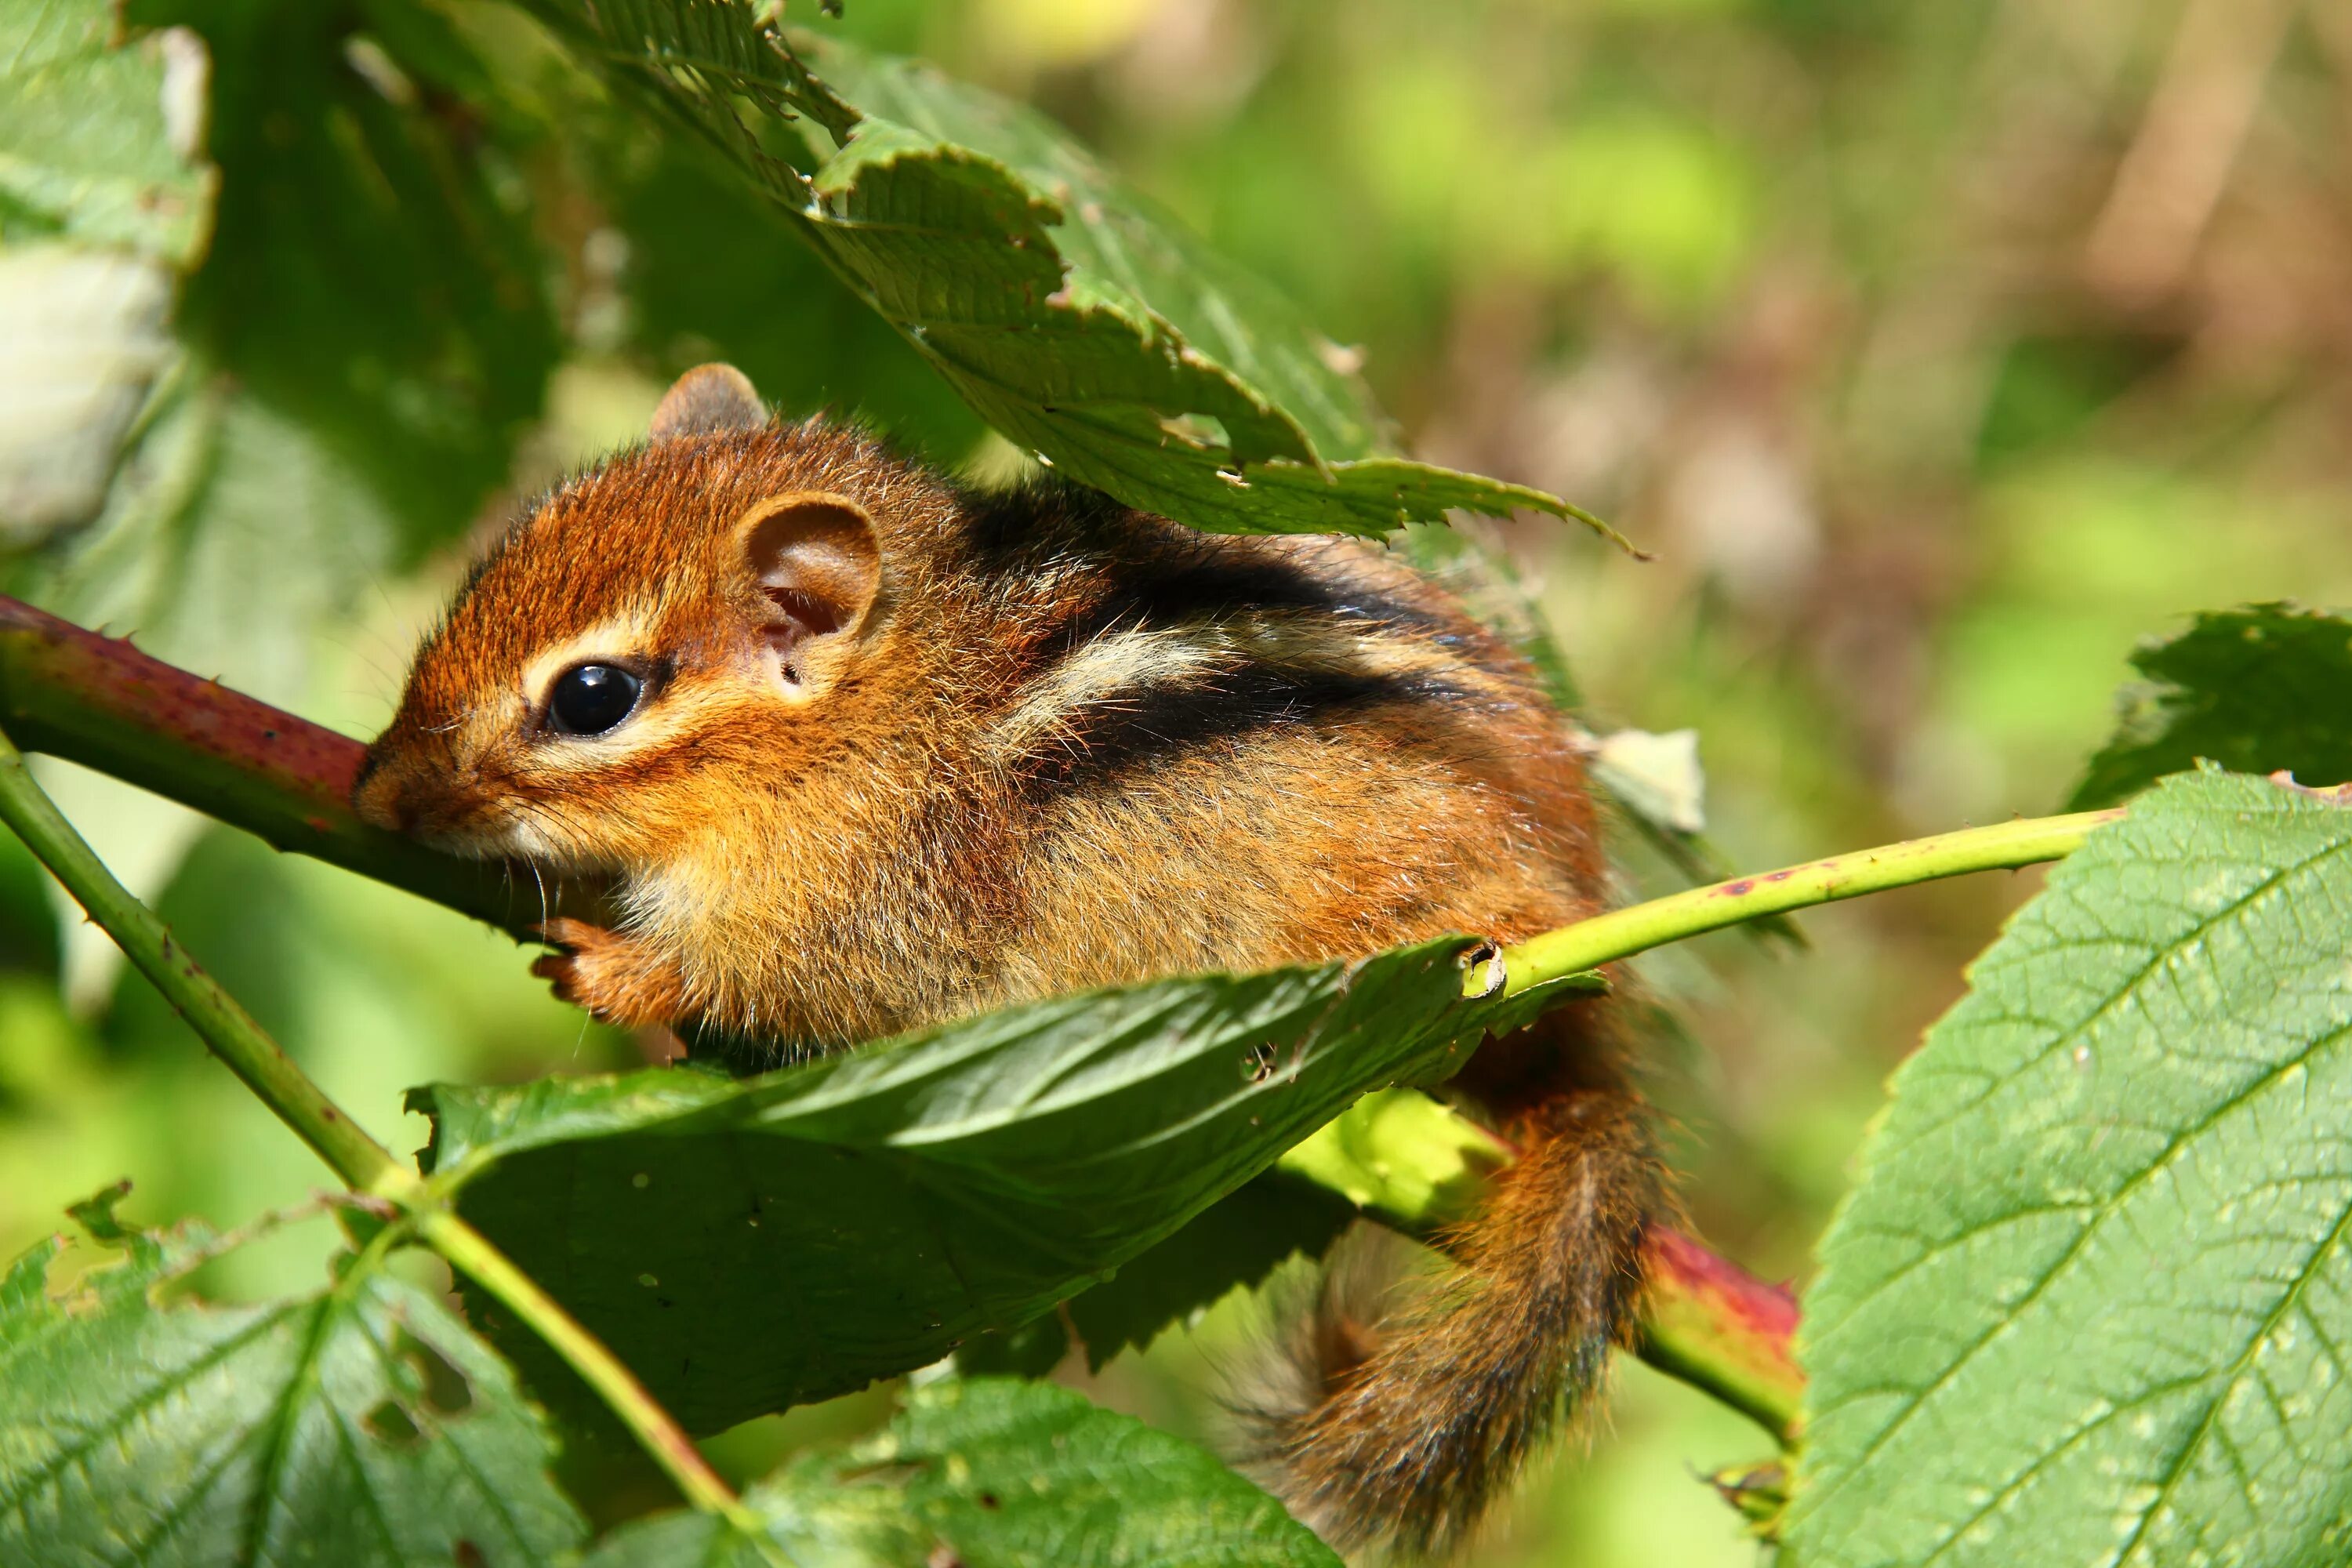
527,918,687,1027
528,917,594,1005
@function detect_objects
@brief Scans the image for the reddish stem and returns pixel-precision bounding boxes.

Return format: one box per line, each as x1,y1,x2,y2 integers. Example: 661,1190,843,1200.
0,594,545,934
1640,1226,1804,1438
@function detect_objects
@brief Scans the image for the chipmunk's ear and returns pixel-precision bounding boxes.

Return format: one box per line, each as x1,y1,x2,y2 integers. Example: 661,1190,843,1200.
737,493,883,686
652,363,765,441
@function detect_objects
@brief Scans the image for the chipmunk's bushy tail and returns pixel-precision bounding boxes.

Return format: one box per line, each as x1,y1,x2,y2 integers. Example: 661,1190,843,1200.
1257,1041,1661,1558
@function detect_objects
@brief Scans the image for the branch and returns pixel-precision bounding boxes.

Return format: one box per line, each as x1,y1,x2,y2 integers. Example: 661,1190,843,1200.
0,595,560,935
1642,1229,1802,1438
0,717,750,1526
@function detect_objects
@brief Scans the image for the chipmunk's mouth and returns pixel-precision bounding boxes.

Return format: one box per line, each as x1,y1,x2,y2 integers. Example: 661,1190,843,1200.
409,801,583,871
352,746,626,876
355,771,549,863
464,800,631,877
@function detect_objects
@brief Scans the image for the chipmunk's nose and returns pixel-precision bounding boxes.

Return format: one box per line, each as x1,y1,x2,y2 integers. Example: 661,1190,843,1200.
350,746,408,832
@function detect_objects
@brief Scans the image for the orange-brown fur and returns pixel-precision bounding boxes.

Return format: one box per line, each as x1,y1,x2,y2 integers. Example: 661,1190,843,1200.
357,369,1660,1557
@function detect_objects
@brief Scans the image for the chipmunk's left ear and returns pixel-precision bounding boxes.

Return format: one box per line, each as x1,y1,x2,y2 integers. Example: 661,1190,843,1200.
736,493,882,688
652,363,765,440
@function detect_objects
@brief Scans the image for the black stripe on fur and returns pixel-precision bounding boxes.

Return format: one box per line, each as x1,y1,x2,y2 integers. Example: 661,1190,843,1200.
1011,656,1428,798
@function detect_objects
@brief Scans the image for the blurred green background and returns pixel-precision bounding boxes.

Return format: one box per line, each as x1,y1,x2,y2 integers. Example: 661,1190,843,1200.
6,0,2350,1561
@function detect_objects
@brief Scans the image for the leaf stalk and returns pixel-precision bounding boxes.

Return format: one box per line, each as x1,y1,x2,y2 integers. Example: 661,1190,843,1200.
417,1209,767,1532
1468,808,2127,996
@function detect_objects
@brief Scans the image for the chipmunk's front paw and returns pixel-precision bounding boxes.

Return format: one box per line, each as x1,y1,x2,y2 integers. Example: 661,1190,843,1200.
532,918,688,1027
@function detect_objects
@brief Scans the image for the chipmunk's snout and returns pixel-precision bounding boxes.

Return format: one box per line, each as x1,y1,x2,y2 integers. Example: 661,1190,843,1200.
353,739,457,838
350,744,404,832
352,721,495,848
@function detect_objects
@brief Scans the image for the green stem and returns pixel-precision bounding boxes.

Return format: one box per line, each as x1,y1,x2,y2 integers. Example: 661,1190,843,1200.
419,1209,765,1532
1436,809,2125,1432
1468,809,2126,996
0,724,409,1195
0,720,746,1526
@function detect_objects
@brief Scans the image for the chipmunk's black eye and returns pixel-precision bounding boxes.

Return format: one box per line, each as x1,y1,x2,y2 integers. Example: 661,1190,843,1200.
548,663,642,737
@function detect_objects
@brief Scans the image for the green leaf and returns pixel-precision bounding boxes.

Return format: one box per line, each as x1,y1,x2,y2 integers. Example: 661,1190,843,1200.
1274,1085,1511,1234
600,132,989,459
583,1457,923,1568
586,1380,1338,1568
2070,604,2352,811
514,1,1628,543
0,0,214,263
1063,1171,1352,1370
0,1186,584,1566
880,1378,1337,1566
1785,771,2352,1567
950,1312,1073,1381
139,0,560,558
414,939,1595,1433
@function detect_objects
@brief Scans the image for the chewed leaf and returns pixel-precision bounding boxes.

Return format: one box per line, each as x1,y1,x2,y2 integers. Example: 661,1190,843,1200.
415,938,1588,1434
0,1191,582,1567
1786,771,2352,1566
514,1,1630,545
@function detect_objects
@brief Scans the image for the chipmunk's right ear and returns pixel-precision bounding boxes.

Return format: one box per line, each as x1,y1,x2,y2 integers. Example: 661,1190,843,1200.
651,363,765,441
736,493,883,690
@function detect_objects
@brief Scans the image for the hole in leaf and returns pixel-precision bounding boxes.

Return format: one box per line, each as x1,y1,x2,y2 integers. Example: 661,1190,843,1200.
394,1330,475,1417
363,1399,423,1446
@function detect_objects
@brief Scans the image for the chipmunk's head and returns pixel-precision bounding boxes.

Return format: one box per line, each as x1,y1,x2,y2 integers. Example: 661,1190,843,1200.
355,365,929,869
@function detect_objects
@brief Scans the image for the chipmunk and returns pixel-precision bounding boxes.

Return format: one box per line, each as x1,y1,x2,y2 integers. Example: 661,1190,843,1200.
354,365,1663,1557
